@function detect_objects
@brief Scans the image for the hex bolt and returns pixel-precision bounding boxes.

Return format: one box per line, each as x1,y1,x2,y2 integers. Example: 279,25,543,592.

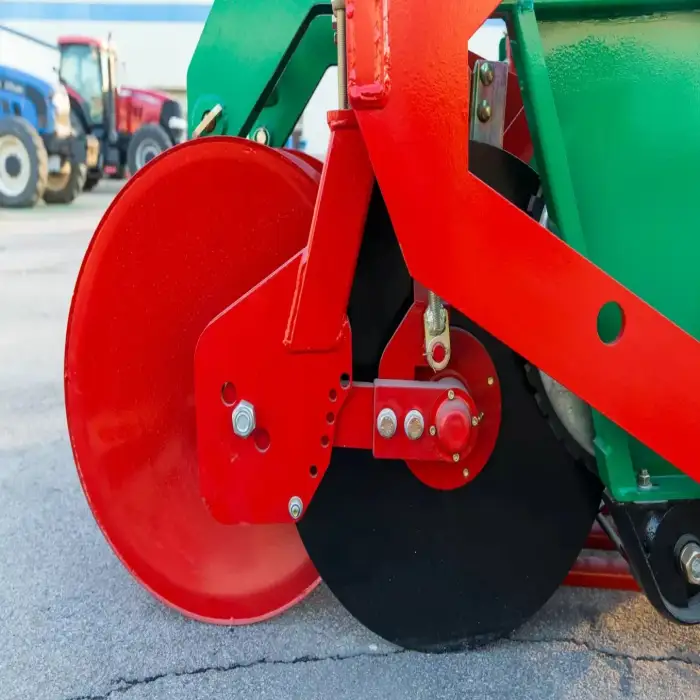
479,62,494,86
377,408,398,439
232,400,256,438
288,496,303,520
679,542,700,585
477,100,492,123
638,469,652,490
404,410,425,440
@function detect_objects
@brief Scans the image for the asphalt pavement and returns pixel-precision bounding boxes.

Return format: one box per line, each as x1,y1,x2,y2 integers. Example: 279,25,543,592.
1,183,699,699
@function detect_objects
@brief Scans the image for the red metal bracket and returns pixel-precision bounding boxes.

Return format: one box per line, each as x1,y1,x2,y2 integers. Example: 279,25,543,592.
348,0,700,485
286,111,374,351
195,252,353,524
195,114,372,525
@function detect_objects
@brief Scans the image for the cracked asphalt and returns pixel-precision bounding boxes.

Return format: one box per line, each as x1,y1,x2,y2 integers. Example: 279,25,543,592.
1,183,699,700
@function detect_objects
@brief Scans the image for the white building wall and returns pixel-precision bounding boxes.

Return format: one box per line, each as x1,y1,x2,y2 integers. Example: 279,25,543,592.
0,0,209,100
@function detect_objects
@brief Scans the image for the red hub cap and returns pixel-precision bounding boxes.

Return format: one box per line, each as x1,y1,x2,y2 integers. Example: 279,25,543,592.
434,392,473,454
65,137,321,623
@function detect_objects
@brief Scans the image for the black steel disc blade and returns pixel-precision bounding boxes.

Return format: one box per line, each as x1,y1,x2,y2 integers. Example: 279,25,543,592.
297,142,603,652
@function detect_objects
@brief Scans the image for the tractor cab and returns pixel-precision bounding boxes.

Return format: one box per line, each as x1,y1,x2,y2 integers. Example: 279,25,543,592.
57,35,185,189
58,36,118,148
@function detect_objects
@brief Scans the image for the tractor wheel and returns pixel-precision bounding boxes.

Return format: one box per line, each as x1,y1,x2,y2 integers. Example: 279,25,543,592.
64,137,323,623
296,141,603,652
43,158,86,205
0,116,48,208
83,170,103,192
127,123,171,174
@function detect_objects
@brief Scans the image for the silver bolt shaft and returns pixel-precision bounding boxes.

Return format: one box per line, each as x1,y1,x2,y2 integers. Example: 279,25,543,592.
427,291,446,335
332,0,349,110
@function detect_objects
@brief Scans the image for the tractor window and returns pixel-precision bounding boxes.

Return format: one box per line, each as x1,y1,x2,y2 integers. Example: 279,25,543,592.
60,44,105,123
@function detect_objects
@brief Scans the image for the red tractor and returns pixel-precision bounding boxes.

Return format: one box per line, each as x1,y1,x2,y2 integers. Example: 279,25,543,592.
57,36,187,191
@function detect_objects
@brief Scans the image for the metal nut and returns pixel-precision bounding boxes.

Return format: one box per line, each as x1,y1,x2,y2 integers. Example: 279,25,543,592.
637,469,652,490
377,408,398,439
232,400,256,438
679,542,700,585
404,410,425,440
288,496,303,520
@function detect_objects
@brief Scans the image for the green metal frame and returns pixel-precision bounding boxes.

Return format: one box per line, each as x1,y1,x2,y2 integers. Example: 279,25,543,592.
187,0,700,503
187,0,335,146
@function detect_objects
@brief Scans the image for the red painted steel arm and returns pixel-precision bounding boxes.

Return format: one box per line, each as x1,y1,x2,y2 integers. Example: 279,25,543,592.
347,0,700,484
286,111,374,351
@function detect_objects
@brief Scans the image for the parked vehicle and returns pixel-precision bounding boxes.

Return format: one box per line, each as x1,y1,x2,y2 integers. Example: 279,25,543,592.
0,64,98,207
58,36,187,190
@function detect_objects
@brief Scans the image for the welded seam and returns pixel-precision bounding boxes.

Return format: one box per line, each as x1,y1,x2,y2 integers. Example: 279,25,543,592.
63,649,405,700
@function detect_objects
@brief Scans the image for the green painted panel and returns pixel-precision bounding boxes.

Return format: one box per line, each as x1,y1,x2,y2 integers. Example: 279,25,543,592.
517,10,700,500
187,0,332,138
248,16,336,147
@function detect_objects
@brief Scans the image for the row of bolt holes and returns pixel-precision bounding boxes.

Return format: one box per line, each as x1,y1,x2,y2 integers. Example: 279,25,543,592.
312,372,351,478
220,372,351,478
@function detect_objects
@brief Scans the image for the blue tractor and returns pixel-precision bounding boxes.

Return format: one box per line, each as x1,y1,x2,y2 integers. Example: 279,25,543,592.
0,64,98,207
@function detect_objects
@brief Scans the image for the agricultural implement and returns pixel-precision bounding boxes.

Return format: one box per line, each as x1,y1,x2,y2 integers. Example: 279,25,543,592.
64,0,700,650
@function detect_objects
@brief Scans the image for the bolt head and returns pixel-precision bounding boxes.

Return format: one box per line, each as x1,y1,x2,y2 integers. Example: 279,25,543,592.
288,496,303,520
429,425,437,437
462,468,470,478
477,100,492,123
479,62,494,86
232,400,256,438
447,389,455,400
680,542,700,585
404,410,425,440
452,453,460,463
487,376,495,386
253,126,270,145
637,469,653,489
377,408,398,439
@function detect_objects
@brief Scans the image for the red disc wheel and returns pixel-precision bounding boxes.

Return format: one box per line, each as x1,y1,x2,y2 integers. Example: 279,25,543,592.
65,137,321,623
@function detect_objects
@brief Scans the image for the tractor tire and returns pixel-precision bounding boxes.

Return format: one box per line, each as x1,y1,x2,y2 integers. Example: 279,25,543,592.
83,170,103,192
126,123,171,174
43,158,87,205
0,115,48,208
